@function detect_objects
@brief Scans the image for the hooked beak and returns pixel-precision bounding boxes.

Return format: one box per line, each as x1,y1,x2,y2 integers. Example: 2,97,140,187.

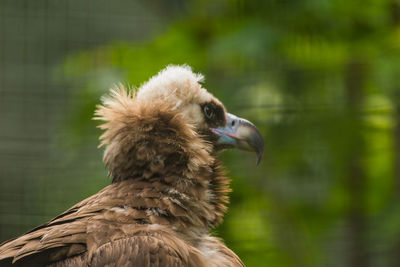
211,113,264,165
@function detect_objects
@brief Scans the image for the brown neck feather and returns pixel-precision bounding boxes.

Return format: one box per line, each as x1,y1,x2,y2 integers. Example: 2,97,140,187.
95,90,230,228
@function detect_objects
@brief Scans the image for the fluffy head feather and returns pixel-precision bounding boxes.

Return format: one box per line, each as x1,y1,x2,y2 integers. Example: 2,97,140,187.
137,65,225,129
94,65,226,183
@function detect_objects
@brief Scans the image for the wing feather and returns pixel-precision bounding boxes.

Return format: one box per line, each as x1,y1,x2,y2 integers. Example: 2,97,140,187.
87,234,207,267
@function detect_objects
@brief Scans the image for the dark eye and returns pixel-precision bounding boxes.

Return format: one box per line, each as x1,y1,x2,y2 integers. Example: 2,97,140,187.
203,104,215,119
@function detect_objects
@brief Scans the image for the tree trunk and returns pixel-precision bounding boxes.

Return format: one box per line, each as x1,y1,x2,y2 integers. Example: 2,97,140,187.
345,59,368,267
389,3,400,266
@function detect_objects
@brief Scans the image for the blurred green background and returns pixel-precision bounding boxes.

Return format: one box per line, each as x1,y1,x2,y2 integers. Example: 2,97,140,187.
2,0,400,266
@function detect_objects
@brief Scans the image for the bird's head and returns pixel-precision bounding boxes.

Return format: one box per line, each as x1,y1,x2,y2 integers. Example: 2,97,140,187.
136,65,264,164
95,65,263,181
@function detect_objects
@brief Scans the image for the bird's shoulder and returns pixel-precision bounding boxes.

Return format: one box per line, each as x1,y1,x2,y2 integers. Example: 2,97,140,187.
0,179,240,266
50,227,245,267
49,226,208,267
0,182,211,266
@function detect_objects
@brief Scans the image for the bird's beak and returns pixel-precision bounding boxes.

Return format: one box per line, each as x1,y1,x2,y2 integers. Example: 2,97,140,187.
211,113,264,165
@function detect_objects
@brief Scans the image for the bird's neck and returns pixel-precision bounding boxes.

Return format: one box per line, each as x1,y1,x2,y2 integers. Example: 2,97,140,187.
101,160,229,239
98,105,230,231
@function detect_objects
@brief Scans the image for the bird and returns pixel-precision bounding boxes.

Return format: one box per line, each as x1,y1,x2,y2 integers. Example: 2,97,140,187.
0,65,264,266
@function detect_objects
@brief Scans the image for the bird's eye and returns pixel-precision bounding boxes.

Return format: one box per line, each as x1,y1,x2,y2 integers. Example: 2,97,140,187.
203,104,215,119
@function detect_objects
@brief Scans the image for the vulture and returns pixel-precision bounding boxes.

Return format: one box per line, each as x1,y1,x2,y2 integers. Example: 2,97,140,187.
0,65,264,266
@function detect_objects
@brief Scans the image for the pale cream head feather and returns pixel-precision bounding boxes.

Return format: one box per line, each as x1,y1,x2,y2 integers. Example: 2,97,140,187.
137,65,223,128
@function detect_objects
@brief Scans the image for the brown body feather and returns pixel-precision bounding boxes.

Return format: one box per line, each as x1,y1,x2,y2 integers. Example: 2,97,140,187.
0,66,244,267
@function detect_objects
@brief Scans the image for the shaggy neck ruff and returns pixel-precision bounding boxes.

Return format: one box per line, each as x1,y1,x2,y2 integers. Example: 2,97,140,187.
94,87,230,229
